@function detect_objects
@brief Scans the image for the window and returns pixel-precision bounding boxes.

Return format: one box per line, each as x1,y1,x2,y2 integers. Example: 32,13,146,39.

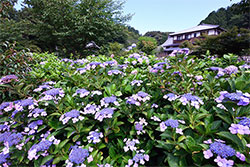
193,33,197,37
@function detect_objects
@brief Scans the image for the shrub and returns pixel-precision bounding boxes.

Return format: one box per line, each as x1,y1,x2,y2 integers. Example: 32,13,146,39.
137,36,157,55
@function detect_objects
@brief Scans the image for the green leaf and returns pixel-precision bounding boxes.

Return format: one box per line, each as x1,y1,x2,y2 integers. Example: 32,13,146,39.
115,91,122,97
167,154,179,167
73,134,80,142
52,156,62,164
217,131,244,150
41,155,54,166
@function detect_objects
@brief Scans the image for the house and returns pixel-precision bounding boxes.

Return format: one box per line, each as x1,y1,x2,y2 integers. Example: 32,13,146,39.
161,24,225,54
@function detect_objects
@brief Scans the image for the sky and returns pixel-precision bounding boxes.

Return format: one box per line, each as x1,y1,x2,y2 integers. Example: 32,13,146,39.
15,0,241,35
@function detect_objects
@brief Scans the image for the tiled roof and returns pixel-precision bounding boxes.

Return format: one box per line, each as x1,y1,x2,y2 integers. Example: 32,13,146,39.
170,24,220,36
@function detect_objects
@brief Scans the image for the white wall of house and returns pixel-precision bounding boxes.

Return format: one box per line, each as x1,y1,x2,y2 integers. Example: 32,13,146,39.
208,29,215,35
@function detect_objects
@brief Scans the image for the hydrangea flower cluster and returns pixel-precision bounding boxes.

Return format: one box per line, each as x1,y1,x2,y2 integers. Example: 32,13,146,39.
135,118,148,135
4,98,38,117
126,53,149,65
76,67,87,74
33,83,53,92
126,150,149,167
163,93,179,101
126,91,151,106
73,88,90,98
107,70,124,76
203,139,245,167
229,117,250,135
131,80,143,86
179,93,204,109
59,110,84,124
100,96,119,107
39,88,65,103
66,145,93,167
91,90,102,97
160,119,183,135
94,108,115,122
0,75,18,84
123,138,139,152
25,120,43,135
87,129,103,144
0,153,9,166
81,104,100,115
216,91,250,106
85,62,103,70
229,123,250,135
208,65,238,78
28,140,52,160
28,108,47,118
103,60,117,67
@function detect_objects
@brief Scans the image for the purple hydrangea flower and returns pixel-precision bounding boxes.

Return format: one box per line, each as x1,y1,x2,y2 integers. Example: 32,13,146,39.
73,88,90,98
0,132,23,147
160,119,179,131
0,75,18,84
95,108,115,122
87,129,103,144
25,120,43,135
236,152,246,161
40,88,65,102
203,149,213,159
210,142,235,158
82,104,100,115
28,108,47,118
107,70,124,76
224,65,238,75
76,67,87,74
68,146,89,164
131,80,143,86
214,156,234,167
28,140,52,160
103,60,117,67
179,93,204,109
134,118,147,135
33,84,52,92
238,117,250,127
229,124,250,135
126,97,141,106
163,93,179,101
97,164,112,167
126,150,149,167
118,64,128,70
100,96,119,107
216,91,250,106
0,153,9,164
123,138,139,152
59,110,84,124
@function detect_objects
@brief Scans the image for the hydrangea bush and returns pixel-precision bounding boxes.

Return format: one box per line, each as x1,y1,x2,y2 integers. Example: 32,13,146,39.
0,51,249,167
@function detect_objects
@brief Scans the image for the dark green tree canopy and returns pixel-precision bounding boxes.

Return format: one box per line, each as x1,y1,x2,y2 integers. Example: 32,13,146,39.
200,0,250,29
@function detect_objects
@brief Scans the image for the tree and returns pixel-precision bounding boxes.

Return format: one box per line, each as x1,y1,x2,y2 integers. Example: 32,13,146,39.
137,36,157,55
143,31,173,45
200,0,250,29
16,0,131,56
196,27,250,56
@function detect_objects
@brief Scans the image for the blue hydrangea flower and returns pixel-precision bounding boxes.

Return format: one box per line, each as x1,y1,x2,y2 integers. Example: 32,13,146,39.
0,153,9,164
0,132,23,147
107,70,124,76
87,129,103,144
163,93,179,101
28,140,52,160
28,108,47,118
68,146,89,164
95,108,114,122
123,138,139,152
60,110,84,124
160,119,179,131
238,117,250,127
179,93,204,109
0,75,18,84
209,142,235,158
216,91,250,106
100,96,119,107
73,88,90,98
229,123,250,135
131,80,143,86
76,67,87,74
82,104,100,115
126,150,149,167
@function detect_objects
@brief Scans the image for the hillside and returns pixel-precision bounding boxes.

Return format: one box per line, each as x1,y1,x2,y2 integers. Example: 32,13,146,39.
200,0,250,29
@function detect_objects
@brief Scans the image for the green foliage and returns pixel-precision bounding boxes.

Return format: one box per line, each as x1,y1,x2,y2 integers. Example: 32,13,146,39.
1,50,249,166
195,27,250,56
144,31,173,45
137,36,158,55
200,0,250,29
